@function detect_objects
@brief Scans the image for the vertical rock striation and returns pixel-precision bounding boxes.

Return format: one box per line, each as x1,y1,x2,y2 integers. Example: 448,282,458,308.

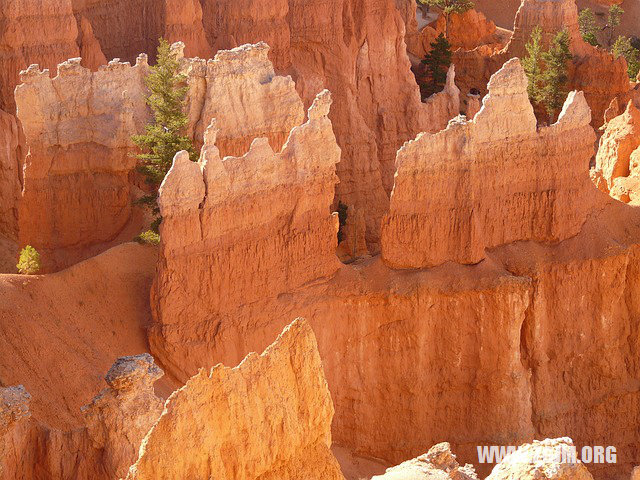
150,90,341,379
15,56,150,271
381,58,595,269
126,319,344,480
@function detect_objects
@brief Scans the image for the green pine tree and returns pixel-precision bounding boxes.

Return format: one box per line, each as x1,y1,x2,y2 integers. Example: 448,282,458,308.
540,29,572,123
522,26,544,106
578,8,600,47
132,38,196,231
612,35,640,80
418,0,475,39
420,33,452,99
607,4,624,46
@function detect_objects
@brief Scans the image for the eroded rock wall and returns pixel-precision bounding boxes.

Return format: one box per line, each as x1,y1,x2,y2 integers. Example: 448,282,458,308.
593,101,640,203
127,319,344,480
0,110,24,241
15,57,150,272
0,0,81,112
149,91,341,379
454,0,630,128
181,42,304,156
381,58,595,269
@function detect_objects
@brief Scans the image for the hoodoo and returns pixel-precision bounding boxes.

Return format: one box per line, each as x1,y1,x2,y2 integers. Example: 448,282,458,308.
2,0,640,479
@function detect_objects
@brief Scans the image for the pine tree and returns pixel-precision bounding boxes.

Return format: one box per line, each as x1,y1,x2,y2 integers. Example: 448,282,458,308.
418,0,475,39
578,8,600,47
540,29,572,123
420,33,452,99
606,4,624,46
132,38,196,231
522,26,544,107
17,245,41,275
612,35,640,80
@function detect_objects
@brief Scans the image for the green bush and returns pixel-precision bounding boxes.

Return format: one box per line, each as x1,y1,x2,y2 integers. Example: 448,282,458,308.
17,245,41,275
134,230,161,246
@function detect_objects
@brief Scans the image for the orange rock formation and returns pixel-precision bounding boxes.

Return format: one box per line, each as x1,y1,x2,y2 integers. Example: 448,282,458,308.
150,90,341,379
593,101,640,203
455,0,630,127
15,57,150,272
127,319,343,480
381,58,594,268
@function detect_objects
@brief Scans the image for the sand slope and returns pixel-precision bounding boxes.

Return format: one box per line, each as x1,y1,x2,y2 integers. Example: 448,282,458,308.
0,242,172,429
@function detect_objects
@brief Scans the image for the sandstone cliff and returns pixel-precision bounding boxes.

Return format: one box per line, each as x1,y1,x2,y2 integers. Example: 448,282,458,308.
0,0,81,112
455,0,630,128
181,42,304,156
150,90,341,379
15,57,150,272
0,110,24,242
593,101,640,203
147,51,640,479
381,58,595,268
127,319,344,480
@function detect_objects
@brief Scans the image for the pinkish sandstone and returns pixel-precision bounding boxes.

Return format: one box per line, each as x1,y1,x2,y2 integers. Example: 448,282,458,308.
181,42,305,156
0,110,24,242
593,101,640,201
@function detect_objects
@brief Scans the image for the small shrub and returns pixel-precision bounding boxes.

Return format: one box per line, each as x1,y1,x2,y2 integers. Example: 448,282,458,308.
17,245,41,275
134,230,161,246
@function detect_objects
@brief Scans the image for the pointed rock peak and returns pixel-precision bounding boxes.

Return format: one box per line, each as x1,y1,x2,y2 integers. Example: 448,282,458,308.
308,89,333,121
158,150,206,217
556,90,591,127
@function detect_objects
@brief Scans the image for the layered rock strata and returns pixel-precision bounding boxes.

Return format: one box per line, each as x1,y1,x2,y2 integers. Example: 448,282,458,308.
126,319,344,480
381,58,595,269
0,0,81,112
15,56,150,272
150,90,342,379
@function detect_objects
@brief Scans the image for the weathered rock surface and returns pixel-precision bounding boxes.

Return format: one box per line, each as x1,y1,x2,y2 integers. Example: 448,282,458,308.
593,101,640,200
127,319,344,480
182,42,304,156
455,0,630,128
82,354,164,479
0,110,24,242
0,353,167,479
0,0,81,112
0,243,165,430
150,91,341,379
373,443,478,479
381,59,595,268
200,0,291,71
15,57,150,271
486,438,594,480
